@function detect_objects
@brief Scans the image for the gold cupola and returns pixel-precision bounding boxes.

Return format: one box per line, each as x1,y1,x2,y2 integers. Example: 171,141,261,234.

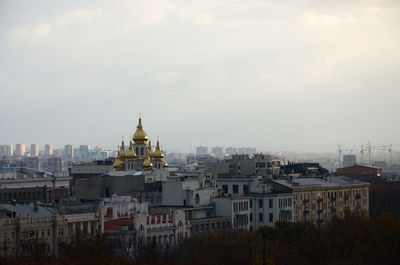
126,139,137,161
153,138,165,162
146,139,154,158
119,137,127,161
133,114,149,145
113,151,124,171
142,155,153,171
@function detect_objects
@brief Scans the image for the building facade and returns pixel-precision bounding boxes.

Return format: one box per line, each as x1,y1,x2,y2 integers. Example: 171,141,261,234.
0,201,104,258
271,177,370,226
104,195,187,258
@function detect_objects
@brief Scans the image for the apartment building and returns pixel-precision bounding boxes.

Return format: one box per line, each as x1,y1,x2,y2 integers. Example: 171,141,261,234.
0,201,104,258
104,195,187,258
271,176,370,226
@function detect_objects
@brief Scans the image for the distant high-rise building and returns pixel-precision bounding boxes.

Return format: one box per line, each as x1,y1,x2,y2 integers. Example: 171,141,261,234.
15,144,26,156
0,145,13,156
30,144,39,157
238,147,256,155
64,144,74,160
211,146,224,159
47,157,64,172
45,144,54,156
343,154,356,168
196,146,208,157
79,145,91,160
23,156,39,169
226,147,238,155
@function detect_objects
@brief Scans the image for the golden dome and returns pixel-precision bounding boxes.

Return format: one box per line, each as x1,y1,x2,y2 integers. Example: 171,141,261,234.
146,140,153,158
113,151,125,171
119,138,127,161
163,161,168,169
142,155,153,171
153,138,165,162
126,140,137,161
133,114,148,145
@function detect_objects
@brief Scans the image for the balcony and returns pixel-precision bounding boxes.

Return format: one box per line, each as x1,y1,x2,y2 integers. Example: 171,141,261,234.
355,194,361,200
330,197,336,202
303,210,310,215
303,199,309,204
331,207,336,213
234,209,249,215
317,198,323,203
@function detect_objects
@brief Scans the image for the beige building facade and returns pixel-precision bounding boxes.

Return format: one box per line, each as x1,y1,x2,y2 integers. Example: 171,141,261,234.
0,201,104,258
272,177,369,226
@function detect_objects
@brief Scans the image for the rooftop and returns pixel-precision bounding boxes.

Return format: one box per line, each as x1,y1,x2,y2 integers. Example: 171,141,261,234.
272,176,369,190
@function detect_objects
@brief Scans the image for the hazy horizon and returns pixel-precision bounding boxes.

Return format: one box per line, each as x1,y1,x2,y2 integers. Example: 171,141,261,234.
1,0,399,153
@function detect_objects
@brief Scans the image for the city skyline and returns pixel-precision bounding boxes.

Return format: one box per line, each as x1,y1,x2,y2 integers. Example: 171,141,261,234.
1,0,399,152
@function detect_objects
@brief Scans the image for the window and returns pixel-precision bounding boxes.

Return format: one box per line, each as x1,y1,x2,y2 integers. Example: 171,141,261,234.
269,213,273,222
250,213,253,222
259,213,263,222
222,185,228,193
243,185,249,194
269,199,273,208
233,185,239,194
250,199,253,209
258,199,263,208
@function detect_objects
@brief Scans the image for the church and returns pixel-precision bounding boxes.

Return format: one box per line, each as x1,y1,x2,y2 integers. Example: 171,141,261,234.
113,114,168,172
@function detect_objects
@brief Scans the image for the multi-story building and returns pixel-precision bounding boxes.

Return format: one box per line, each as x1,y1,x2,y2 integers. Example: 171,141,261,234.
343,154,357,168
23,156,40,169
0,167,71,203
73,167,164,203
196,146,208,157
211,146,224,159
225,147,238,155
44,144,53,156
104,195,187,258
211,196,250,230
271,176,370,226
15,144,25,157
64,145,74,160
212,178,293,231
0,201,104,258
161,178,232,233
248,181,293,231
0,145,13,157
238,147,256,155
204,153,282,178
79,145,91,160
30,144,39,157
47,157,64,173
336,164,383,183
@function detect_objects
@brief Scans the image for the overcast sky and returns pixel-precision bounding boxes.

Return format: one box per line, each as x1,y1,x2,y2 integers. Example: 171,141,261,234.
0,0,399,152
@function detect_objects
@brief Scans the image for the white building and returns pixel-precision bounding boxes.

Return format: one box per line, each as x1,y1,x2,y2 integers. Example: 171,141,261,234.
104,195,187,258
196,146,208,157
212,178,293,231
211,196,251,230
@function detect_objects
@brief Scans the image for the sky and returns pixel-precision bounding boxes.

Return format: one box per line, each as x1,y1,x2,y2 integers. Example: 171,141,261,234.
0,0,399,153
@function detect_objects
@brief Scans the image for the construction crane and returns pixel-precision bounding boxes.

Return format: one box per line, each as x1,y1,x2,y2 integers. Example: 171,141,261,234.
337,145,358,168
360,142,393,166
